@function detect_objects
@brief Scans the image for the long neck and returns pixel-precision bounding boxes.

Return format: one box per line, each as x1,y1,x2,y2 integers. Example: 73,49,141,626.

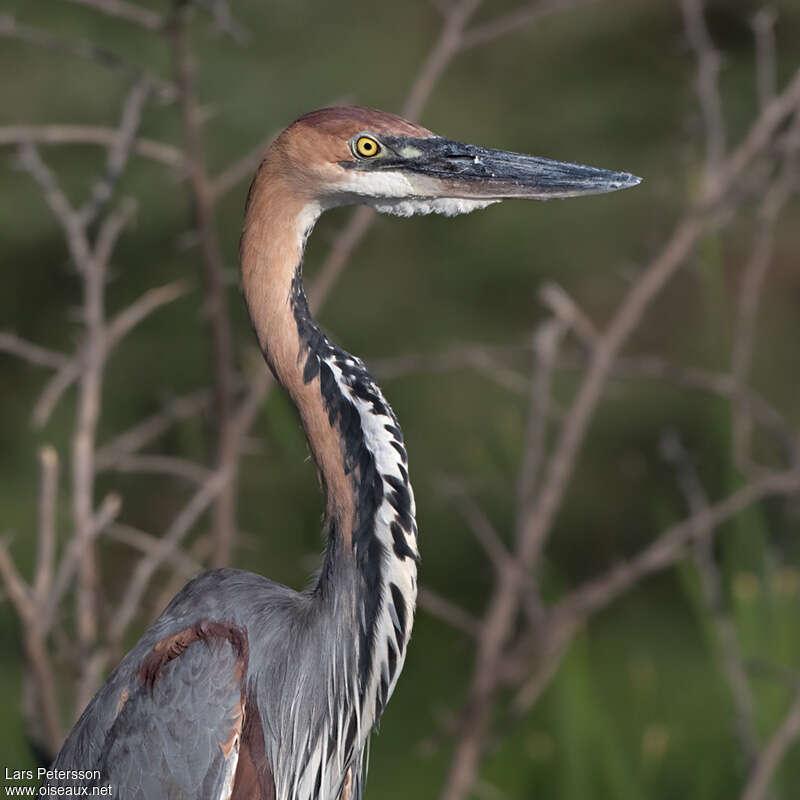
241,163,419,730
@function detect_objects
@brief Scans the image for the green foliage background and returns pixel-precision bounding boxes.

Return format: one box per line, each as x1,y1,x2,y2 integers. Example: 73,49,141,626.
1,0,800,797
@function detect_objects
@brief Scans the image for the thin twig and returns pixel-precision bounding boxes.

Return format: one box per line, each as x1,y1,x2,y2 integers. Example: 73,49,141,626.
442,64,800,800
0,537,63,756
106,522,203,577
741,688,800,800
34,446,59,613
661,432,760,768
459,0,597,51
752,8,777,112
0,125,184,167
79,79,153,224
109,467,232,645
110,454,212,484
418,586,481,638
731,159,798,473
0,13,174,99
0,333,69,370
438,478,513,577
62,0,164,31
680,0,726,181
169,5,238,568
95,387,213,469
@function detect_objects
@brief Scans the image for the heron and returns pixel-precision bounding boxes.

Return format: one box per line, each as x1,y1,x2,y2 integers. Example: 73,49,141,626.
48,106,640,800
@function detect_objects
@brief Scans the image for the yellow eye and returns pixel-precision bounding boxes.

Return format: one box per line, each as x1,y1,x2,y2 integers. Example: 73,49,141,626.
355,135,381,158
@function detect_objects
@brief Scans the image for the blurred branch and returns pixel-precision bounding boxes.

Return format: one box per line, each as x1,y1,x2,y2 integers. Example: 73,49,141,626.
79,78,153,224
30,279,191,428
459,0,597,51
680,0,726,181
169,4,238,568
95,387,213,469
0,13,174,99
515,320,566,533
16,144,105,668
15,142,93,269
438,477,514,578
192,0,249,45
553,468,800,627
0,535,63,756
109,454,212,484
731,154,798,473
0,333,69,370
370,342,529,394
108,466,232,646
63,0,164,31
0,125,184,167
34,446,59,614
741,688,800,800
107,522,203,577
752,8,777,111
47,493,122,632
441,62,800,800
505,467,800,717
210,131,276,199
418,586,481,638
660,431,760,769
372,334,799,466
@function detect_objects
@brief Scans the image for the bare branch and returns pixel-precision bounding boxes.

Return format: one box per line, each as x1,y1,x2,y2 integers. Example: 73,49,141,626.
34,446,59,613
0,535,33,625
515,319,566,527
106,279,193,351
460,0,597,52
731,159,798,472
93,196,138,268
106,522,203,577
0,125,184,167
193,0,250,44
741,689,800,800
109,467,232,645
33,360,82,428
538,281,599,348
403,0,483,121
442,64,800,782
210,132,276,199
439,477,513,577
95,388,213,470
47,494,122,630
554,469,800,625
15,142,92,270
169,5,238,568
0,13,174,99
661,432,760,768
0,536,63,755
680,0,726,181
62,0,164,31
0,333,69,370
752,8,777,111
370,342,529,394
79,79,153,224
31,277,190,429
418,586,480,638
110,454,212,484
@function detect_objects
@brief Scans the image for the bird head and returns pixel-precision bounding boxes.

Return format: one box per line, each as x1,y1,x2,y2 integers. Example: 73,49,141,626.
268,106,641,217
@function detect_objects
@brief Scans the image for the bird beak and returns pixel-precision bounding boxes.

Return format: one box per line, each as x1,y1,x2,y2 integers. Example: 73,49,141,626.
371,136,642,200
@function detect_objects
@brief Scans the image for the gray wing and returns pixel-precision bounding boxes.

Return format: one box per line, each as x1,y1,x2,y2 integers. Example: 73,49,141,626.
73,622,249,800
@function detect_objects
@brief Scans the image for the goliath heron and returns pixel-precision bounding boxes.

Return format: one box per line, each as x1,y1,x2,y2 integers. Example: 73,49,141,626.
49,107,640,799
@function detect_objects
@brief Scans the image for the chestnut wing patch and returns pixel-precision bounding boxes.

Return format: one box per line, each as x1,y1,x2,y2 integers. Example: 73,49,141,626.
95,621,254,800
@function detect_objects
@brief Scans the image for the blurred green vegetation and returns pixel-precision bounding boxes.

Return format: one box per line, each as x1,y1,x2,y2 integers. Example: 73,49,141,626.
2,0,800,797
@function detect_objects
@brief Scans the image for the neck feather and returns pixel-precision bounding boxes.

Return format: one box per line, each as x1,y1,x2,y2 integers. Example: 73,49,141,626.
241,163,420,740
